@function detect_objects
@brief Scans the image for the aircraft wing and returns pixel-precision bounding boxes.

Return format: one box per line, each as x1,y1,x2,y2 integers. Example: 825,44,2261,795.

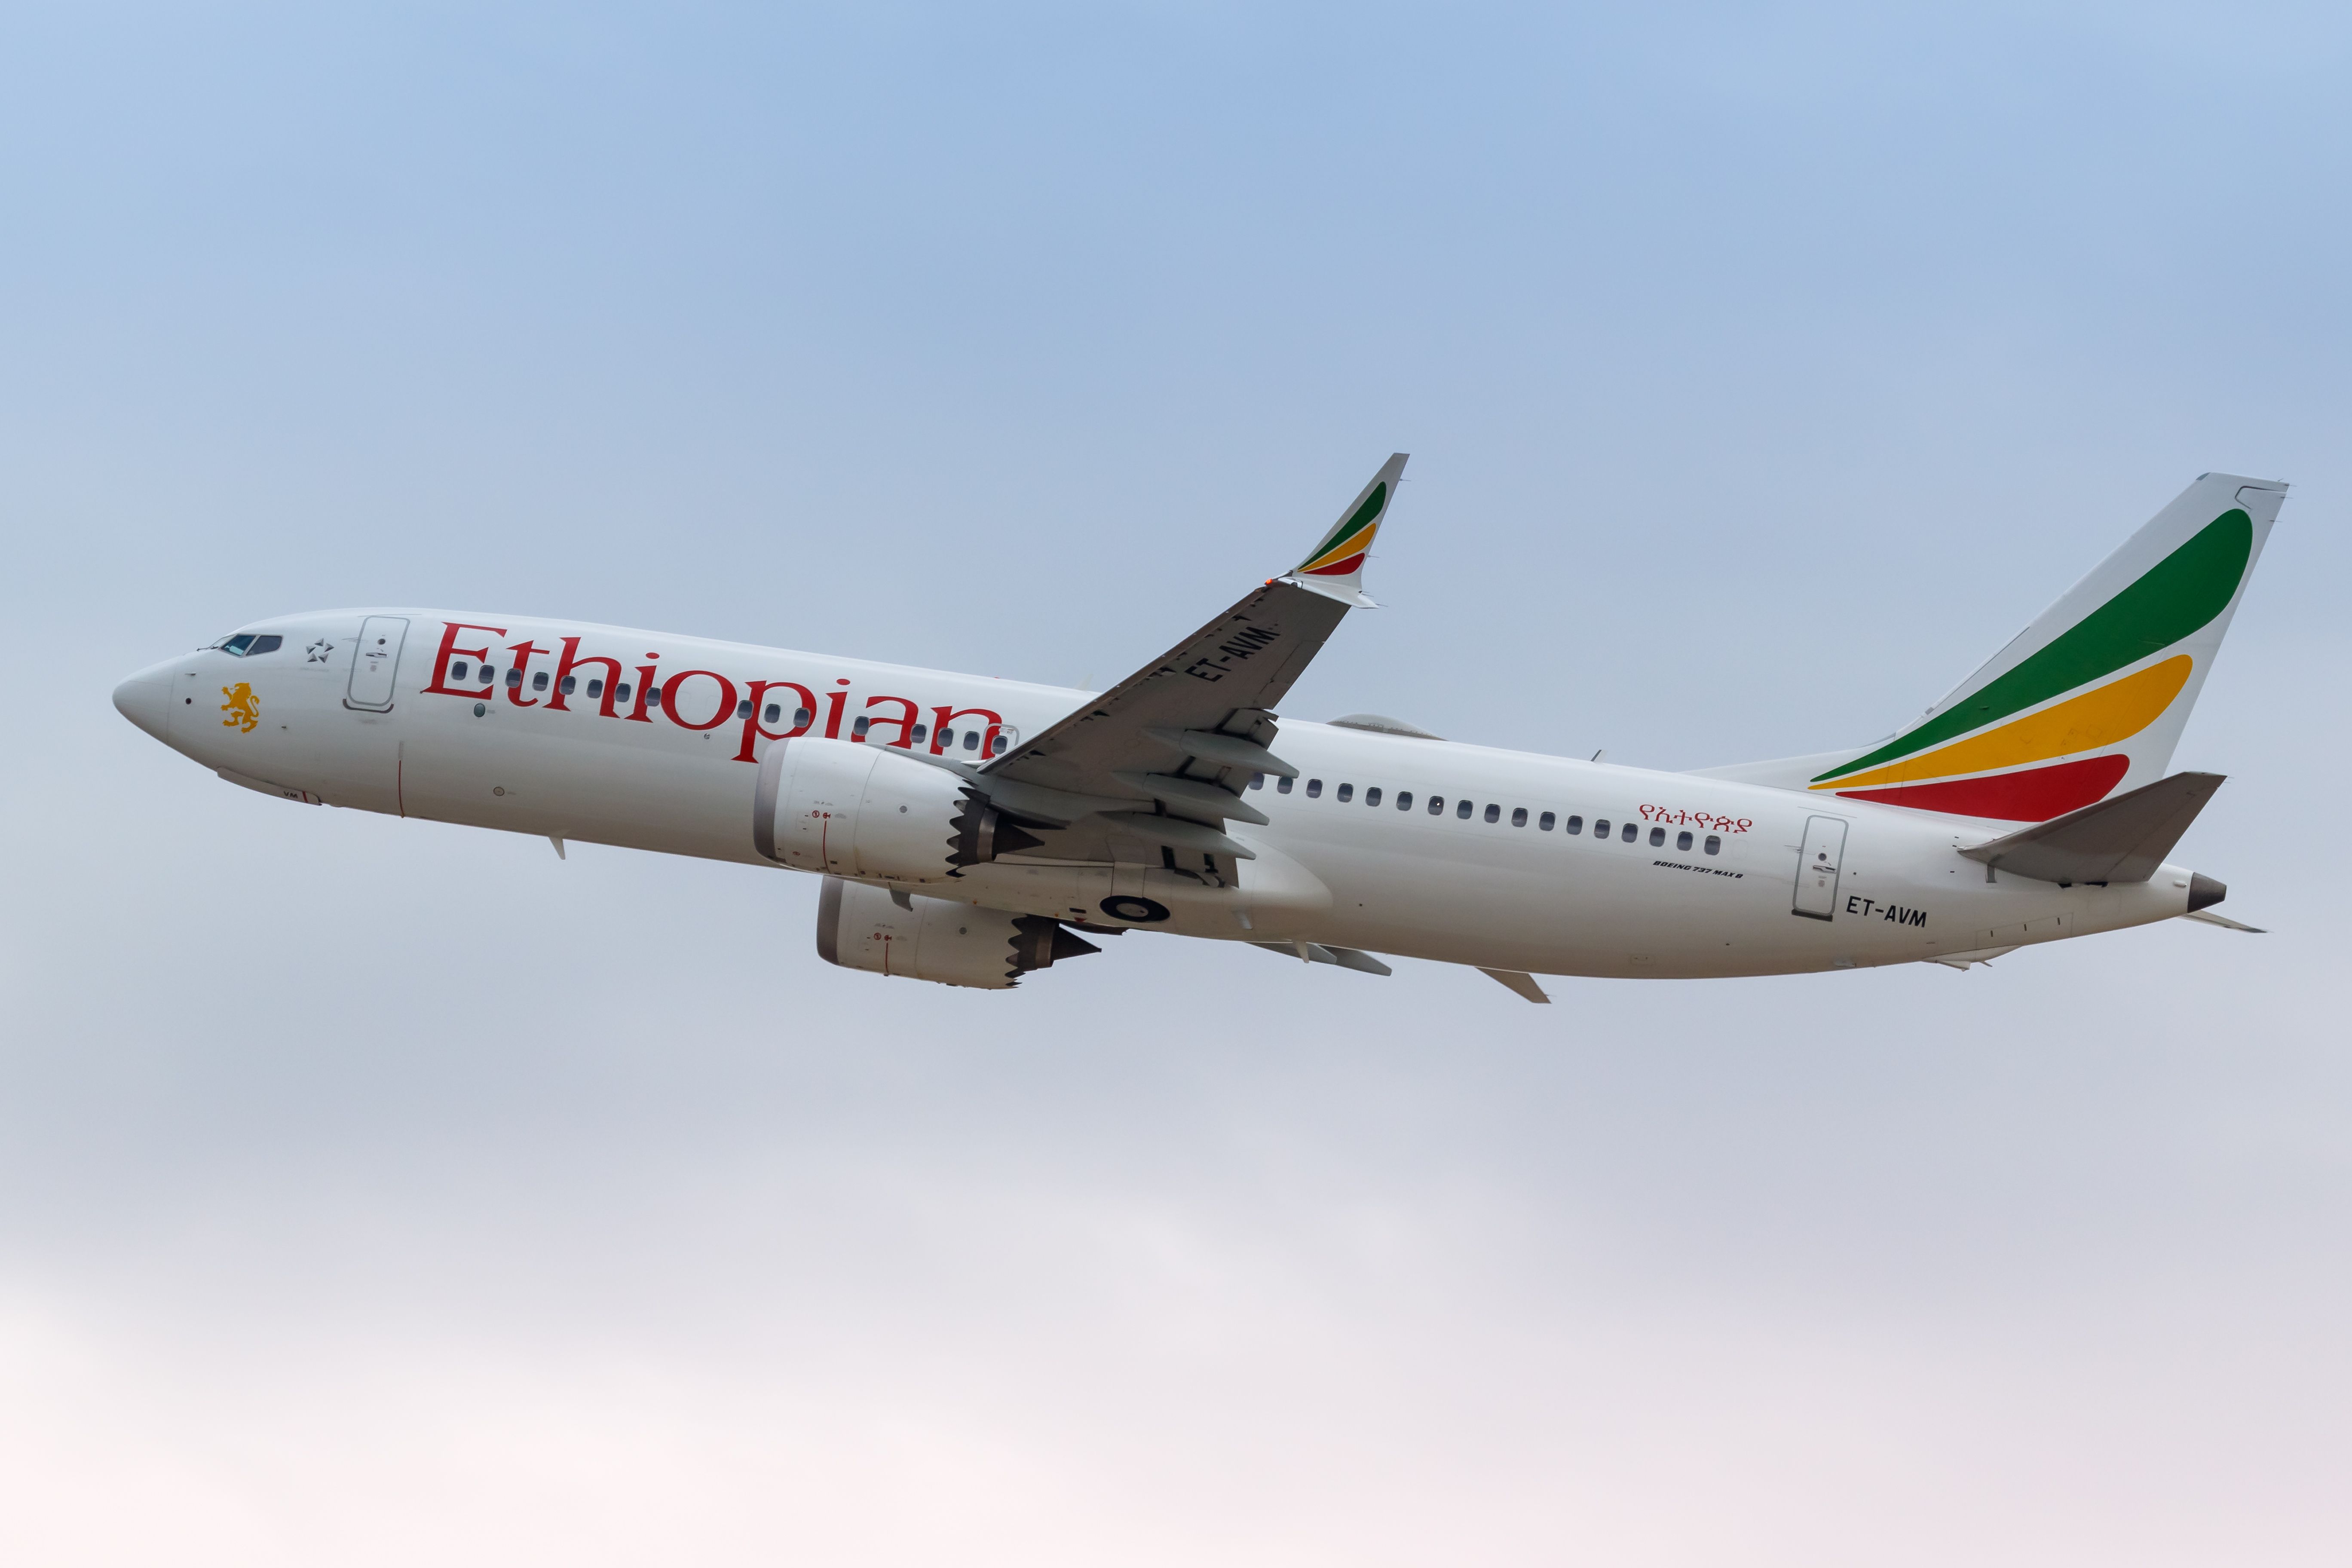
976,454,1406,879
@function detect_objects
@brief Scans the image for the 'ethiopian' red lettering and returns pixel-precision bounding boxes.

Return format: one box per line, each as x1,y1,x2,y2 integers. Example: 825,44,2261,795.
504,640,544,707
862,694,919,747
931,705,1004,756
423,626,1015,771
662,670,738,732
424,622,504,696
627,659,660,723
735,680,815,762
548,637,621,716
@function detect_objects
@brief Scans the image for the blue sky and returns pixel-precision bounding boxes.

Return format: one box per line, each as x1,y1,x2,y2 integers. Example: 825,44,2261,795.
4,4,2349,1562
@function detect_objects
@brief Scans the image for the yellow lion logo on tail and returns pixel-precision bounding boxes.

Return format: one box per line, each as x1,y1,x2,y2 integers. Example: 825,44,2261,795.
220,682,260,733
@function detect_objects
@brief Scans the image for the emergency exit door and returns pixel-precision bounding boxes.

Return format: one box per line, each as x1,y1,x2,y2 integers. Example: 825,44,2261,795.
1792,815,1848,921
345,616,408,711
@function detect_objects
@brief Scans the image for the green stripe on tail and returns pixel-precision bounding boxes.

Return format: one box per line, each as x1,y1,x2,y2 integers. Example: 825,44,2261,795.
1812,509,2253,784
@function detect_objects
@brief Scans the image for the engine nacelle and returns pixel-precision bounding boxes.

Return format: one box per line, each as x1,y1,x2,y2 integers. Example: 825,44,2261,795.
754,738,1043,884
815,877,1101,989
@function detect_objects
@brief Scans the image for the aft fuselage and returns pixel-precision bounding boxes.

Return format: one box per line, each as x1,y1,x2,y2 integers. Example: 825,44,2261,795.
113,610,2197,979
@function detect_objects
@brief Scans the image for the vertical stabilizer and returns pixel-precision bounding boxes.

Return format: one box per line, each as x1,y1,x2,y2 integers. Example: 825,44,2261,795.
1697,474,2285,820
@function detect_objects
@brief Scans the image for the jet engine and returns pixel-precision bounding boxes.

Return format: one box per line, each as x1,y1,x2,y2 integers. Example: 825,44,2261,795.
754,738,1044,883
815,877,1101,989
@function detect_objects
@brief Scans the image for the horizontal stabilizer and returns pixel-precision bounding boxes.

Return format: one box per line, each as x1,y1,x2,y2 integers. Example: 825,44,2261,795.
2183,908,2266,933
1959,771,2223,885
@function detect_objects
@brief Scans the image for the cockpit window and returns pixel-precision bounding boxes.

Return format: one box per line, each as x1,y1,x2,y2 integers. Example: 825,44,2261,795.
212,634,283,656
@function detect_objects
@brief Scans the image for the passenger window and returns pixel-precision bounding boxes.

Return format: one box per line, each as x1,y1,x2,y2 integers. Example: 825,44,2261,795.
962,729,979,750
1365,787,1382,807
1511,807,1527,827
1648,826,1663,846
1564,815,1583,834
587,678,603,698
1676,830,1693,851
1306,779,1323,798
1593,818,1610,838
765,703,781,723
736,700,752,719
1396,791,1413,810
1539,811,1555,831
1456,799,1473,819
646,684,662,706
505,669,522,688
533,671,549,691
912,724,927,744
853,716,871,737
560,675,576,694
1336,783,1353,802
450,661,470,680
794,707,812,728
1621,822,1637,843
991,733,1008,755
616,683,632,703
1428,795,1444,815
1704,834,1721,855
1278,775,1294,794
1250,772,1265,789
1483,803,1500,823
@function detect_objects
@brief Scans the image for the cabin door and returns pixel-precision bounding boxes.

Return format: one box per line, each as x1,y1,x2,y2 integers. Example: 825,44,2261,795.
346,616,409,711
1792,815,1849,921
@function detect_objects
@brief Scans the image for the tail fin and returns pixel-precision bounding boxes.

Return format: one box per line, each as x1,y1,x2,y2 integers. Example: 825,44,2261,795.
1697,474,2285,820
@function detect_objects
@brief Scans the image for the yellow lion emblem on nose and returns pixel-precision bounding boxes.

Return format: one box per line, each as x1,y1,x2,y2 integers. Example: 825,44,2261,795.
220,681,260,733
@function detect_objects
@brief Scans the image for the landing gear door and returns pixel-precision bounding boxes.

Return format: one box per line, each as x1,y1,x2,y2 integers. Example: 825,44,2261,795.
346,616,408,711
1792,815,1848,921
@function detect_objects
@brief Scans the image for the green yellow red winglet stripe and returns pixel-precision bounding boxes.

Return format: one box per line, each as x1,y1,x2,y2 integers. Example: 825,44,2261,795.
1298,486,1385,576
1282,453,1408,607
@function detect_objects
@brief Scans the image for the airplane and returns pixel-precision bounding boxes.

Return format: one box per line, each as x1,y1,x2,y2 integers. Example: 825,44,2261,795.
110,458,2278,1001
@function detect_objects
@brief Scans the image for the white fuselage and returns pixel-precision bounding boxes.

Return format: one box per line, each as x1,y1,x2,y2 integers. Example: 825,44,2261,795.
114,609,2198,979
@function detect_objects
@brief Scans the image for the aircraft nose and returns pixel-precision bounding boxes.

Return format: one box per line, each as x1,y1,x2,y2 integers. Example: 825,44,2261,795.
111,662,172,742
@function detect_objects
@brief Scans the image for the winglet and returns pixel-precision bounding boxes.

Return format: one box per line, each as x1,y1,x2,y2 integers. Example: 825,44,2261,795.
1280,453,1408,606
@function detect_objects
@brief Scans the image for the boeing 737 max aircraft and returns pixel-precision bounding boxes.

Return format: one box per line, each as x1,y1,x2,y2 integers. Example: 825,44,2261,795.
111,459,2278,1000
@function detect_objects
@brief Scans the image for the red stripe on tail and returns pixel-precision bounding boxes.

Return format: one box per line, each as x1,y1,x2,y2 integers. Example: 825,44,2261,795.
1834,754,2130,821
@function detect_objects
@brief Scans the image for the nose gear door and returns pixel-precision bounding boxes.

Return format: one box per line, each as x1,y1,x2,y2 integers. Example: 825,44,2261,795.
346,617,408,711
1792,815,1849,921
